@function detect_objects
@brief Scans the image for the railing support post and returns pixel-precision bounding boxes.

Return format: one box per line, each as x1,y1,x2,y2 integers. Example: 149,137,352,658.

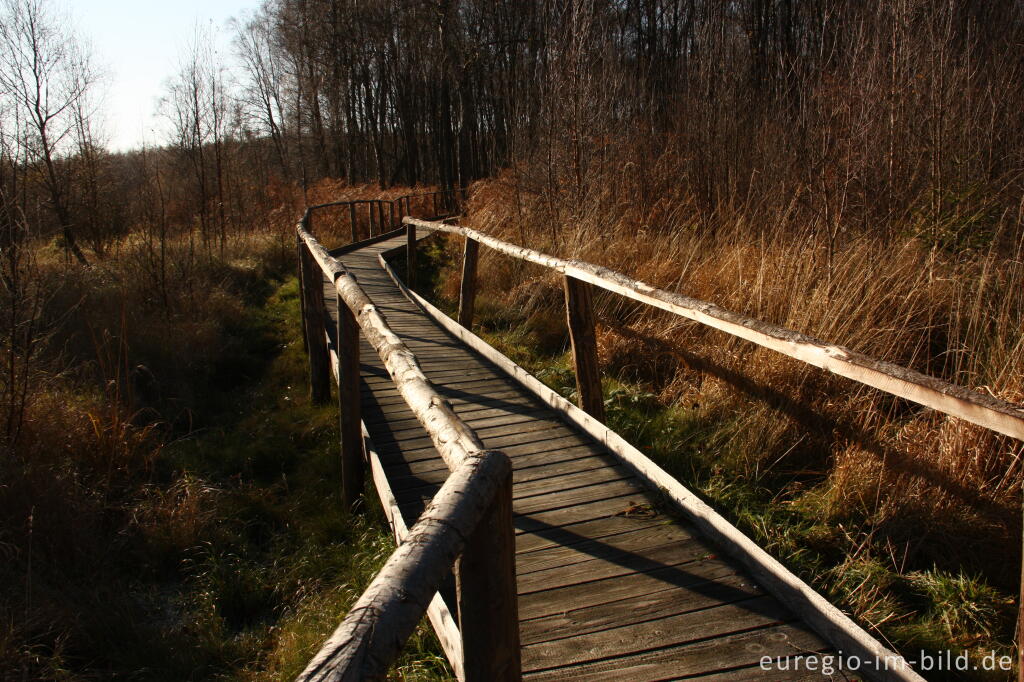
300,242,331,404
458,237,479,329
338,293,363,509
457,464,520,682
297,234,310,351
564,275,605,421
349,203,357,242
406,223,417,289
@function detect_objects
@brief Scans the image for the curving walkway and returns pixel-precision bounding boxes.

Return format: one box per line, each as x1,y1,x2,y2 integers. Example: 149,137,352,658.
323,232,835,680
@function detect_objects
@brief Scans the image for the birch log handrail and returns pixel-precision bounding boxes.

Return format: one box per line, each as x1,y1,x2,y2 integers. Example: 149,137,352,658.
297,219,485,467
298,449,510,682
404,217,1024,442
294,212,520,681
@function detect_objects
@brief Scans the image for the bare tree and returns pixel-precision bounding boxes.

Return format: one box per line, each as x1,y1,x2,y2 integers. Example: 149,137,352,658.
0,0,96,265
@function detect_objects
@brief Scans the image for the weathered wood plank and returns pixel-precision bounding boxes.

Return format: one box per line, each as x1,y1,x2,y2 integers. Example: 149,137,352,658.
519,571,761,645
523,594,794,671
517,556,737,621
515,522,697,576
522,623,829,680
381,444,604,483
516,537,718,595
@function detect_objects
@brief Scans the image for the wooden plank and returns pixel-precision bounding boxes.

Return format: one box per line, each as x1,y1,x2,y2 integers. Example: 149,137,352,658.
369,407,550,440
514,515,670,556
513,465,633,500
368,403,550,434
392,463,632,504
522,623,829,681
695,663,838,681
361,378,524,404
514,478,641,515
523,594,794,671
516,537,718,595
383,430,594,467
519,571,761,646
511,453,623,484
458,237,479,328
362,383,529,410
512,492,641,535
382,443,603,482
517,556,738,621
372,419,575,453
515,521,696,576
564,275,605,421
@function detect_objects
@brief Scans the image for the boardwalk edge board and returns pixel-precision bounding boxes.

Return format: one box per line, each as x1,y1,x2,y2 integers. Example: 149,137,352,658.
377,243,926,682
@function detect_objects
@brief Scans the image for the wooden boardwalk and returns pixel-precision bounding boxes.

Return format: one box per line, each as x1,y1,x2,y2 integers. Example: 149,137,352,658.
323,233,835,680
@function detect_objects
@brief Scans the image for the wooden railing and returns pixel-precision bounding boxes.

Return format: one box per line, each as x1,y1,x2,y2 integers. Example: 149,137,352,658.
403,216,1024,674
293,206,520,681
307,188,464,246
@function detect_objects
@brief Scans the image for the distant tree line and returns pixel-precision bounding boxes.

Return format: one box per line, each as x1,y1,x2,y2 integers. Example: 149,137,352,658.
232,0,1024,246
2,0,1023,265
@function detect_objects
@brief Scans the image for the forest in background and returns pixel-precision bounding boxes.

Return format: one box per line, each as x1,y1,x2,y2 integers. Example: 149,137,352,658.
2,0,1024,678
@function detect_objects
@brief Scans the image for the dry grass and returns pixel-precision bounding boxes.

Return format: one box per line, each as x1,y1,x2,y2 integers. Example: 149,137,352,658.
440,171,1024,668
0,179,454,679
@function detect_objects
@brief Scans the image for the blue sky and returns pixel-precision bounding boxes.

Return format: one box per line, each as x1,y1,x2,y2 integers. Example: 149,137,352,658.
72,0,259,151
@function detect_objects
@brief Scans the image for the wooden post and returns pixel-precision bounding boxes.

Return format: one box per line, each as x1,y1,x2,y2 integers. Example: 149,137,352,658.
388,201,395,230
458,237,479,329
457,466,521,682
406,223,417,289
348,203,357,242
300,244,331,404
338,293,363,509
297,235,310,351
564,275,605,421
